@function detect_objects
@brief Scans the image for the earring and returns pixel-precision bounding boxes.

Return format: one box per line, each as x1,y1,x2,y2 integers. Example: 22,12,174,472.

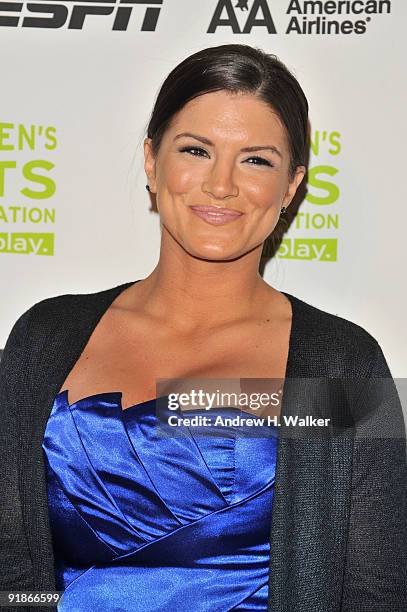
145,184,150,192
280,206,286,216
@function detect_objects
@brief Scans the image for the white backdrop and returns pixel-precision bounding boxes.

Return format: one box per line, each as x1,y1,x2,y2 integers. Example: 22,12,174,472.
1,0,406,376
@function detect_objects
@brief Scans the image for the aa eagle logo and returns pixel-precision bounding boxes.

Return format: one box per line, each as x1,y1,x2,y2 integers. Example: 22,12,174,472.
235,0,249,10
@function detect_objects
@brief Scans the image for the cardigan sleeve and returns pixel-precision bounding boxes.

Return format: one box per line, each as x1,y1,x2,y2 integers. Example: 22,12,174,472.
341,341,407,611
0,307,36,611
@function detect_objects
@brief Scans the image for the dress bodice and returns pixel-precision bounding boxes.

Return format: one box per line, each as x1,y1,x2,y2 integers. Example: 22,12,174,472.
42,390,279,611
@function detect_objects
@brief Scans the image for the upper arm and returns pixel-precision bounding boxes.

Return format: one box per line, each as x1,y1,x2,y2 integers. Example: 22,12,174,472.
341,342,407,611
0,307,36,592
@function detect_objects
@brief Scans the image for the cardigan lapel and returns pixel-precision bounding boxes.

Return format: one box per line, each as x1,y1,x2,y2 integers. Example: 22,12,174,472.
18,280,354,612
267,291,354,611
18,281,135,593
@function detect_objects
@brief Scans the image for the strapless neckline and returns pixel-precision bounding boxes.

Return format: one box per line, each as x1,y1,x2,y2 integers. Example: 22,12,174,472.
55,388,168,413
55,388,283,422
42,389,279,610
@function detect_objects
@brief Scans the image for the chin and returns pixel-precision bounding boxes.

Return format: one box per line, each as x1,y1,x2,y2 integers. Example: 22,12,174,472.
187,243,244,262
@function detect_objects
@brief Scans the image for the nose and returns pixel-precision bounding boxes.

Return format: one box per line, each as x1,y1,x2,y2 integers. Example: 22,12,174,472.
202,159,239,200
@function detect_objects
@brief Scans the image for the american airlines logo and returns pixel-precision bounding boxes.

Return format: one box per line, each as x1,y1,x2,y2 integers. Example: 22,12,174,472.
207,0,392,35
208,0,277,34
0,0,163,30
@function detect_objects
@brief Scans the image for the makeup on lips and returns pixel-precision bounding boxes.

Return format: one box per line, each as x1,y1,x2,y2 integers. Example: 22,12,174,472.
189,205,244,226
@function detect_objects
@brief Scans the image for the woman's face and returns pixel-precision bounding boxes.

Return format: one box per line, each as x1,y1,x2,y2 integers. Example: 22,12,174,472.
144,90,305,260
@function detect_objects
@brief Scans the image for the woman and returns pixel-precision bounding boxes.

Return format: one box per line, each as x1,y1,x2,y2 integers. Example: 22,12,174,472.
0,44,406,612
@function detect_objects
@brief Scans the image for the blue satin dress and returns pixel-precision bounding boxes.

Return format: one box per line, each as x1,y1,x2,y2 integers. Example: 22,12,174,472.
42,390,279,611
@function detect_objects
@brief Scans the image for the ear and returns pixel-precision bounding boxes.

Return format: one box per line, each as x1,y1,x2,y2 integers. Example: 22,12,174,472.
282,165,306,209
144,138,157,193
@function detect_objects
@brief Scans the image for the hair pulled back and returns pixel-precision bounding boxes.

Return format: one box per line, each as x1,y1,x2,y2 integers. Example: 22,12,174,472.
146,43,309,180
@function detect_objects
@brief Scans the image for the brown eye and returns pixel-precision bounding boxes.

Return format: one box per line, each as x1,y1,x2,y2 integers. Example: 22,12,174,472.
179,146,208,157
246,156,273,167
179,147,273,168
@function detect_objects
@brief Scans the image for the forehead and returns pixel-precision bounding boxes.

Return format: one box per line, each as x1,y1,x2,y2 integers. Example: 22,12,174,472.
166,90,288,147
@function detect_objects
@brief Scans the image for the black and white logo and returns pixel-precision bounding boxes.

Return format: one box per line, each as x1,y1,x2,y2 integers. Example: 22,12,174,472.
0,0,163,30
208,0,392,36
0,0,392,34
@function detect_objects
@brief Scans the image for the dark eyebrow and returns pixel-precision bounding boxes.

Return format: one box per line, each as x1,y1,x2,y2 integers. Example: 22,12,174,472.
173,132,282,159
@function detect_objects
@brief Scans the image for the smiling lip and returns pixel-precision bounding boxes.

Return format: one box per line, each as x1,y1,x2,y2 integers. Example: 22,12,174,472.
189,205,244,226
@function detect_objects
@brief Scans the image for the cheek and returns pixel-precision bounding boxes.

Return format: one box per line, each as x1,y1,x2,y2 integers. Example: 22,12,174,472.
158,156,197,195
247,174,287,212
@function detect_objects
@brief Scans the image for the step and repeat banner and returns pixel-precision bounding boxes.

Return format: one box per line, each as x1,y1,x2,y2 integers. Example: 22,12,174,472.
0,0,406,374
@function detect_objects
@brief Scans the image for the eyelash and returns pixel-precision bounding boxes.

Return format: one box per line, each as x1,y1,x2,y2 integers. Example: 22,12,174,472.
178,146,274,168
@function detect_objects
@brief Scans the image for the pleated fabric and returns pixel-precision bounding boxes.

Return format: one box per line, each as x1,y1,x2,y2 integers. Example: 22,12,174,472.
42,390,279,612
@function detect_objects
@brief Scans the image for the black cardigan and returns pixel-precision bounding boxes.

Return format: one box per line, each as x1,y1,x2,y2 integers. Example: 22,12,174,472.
0,279,406,612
